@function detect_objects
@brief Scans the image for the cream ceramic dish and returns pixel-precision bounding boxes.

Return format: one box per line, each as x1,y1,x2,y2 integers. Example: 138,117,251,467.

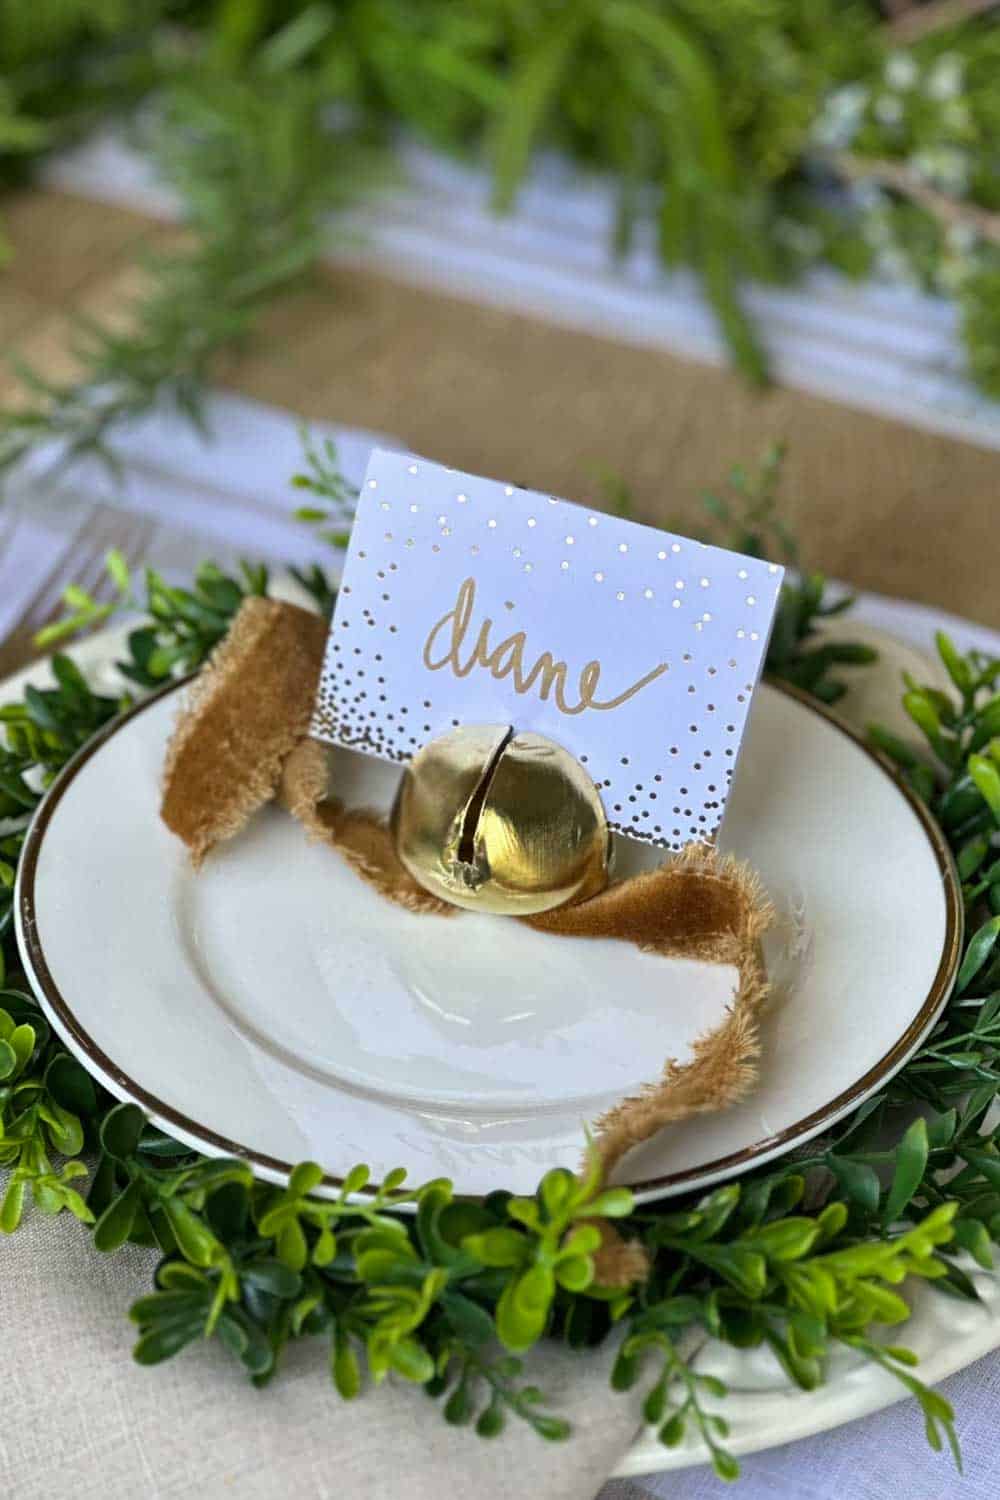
17,664,960,1203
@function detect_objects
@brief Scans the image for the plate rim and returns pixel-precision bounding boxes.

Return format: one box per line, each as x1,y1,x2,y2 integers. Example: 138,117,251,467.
15,673,963,1200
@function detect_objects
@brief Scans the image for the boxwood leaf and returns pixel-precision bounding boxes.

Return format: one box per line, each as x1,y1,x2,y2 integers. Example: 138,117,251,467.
243,1258,301,1299
44,1053,97,1116
883,1118,929,1225
0,1177,25,1233
952,1218,993,1270
387,1337,435,1383
94,1179,141,1252
826,1154,880,1214
496,1264,555,1351
133,1322,202,1365
100,1102,146,1161
289,1161,324,1197
957,916,1000,996
441,1291,495,1348
160,1196,219,1267
476,1403,505,1438
332,1334,361,1400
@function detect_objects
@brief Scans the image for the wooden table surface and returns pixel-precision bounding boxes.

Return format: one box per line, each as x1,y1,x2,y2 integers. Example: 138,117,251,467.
2,188,998,643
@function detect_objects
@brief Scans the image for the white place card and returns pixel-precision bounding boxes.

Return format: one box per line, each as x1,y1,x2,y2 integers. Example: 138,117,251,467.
312,450,783,848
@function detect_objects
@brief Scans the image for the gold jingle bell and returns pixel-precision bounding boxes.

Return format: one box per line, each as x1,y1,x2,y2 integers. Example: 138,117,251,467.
391,724,610,916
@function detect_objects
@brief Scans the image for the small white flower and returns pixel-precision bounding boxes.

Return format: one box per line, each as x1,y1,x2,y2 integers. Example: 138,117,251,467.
927,52,964,102
875,247,912,283
913,147,969,196
812,83,869,149
853,181,888,214
874,94,904,127
885,53,918,90
946,222,979,256
831,82,869,117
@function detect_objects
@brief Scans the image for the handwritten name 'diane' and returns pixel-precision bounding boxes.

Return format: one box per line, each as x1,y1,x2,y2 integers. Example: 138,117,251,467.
422,577,667,717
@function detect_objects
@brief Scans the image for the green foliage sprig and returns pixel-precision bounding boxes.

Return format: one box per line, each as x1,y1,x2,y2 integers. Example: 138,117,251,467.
0,19,381,483
695,444,878,704
4,485,1000,1476
1,3,1000,487
0,988,969,1473
290,426,361,553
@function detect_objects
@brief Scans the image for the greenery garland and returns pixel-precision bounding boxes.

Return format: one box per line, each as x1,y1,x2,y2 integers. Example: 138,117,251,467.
3,445,1000,1479
1,2,999,488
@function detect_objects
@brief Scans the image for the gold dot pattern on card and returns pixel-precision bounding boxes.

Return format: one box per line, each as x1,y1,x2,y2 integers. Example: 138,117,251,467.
311,453,782,849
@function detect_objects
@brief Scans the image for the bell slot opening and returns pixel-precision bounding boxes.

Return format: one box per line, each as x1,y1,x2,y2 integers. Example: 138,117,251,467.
457,726,515,866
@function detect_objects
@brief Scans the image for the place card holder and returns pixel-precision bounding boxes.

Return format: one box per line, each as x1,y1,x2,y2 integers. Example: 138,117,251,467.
390,721,610,916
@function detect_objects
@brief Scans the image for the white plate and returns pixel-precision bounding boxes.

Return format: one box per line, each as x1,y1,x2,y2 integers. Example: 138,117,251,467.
16,665,960,1203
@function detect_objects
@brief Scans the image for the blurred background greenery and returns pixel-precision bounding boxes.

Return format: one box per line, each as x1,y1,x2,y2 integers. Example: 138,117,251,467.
0,1,997,476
